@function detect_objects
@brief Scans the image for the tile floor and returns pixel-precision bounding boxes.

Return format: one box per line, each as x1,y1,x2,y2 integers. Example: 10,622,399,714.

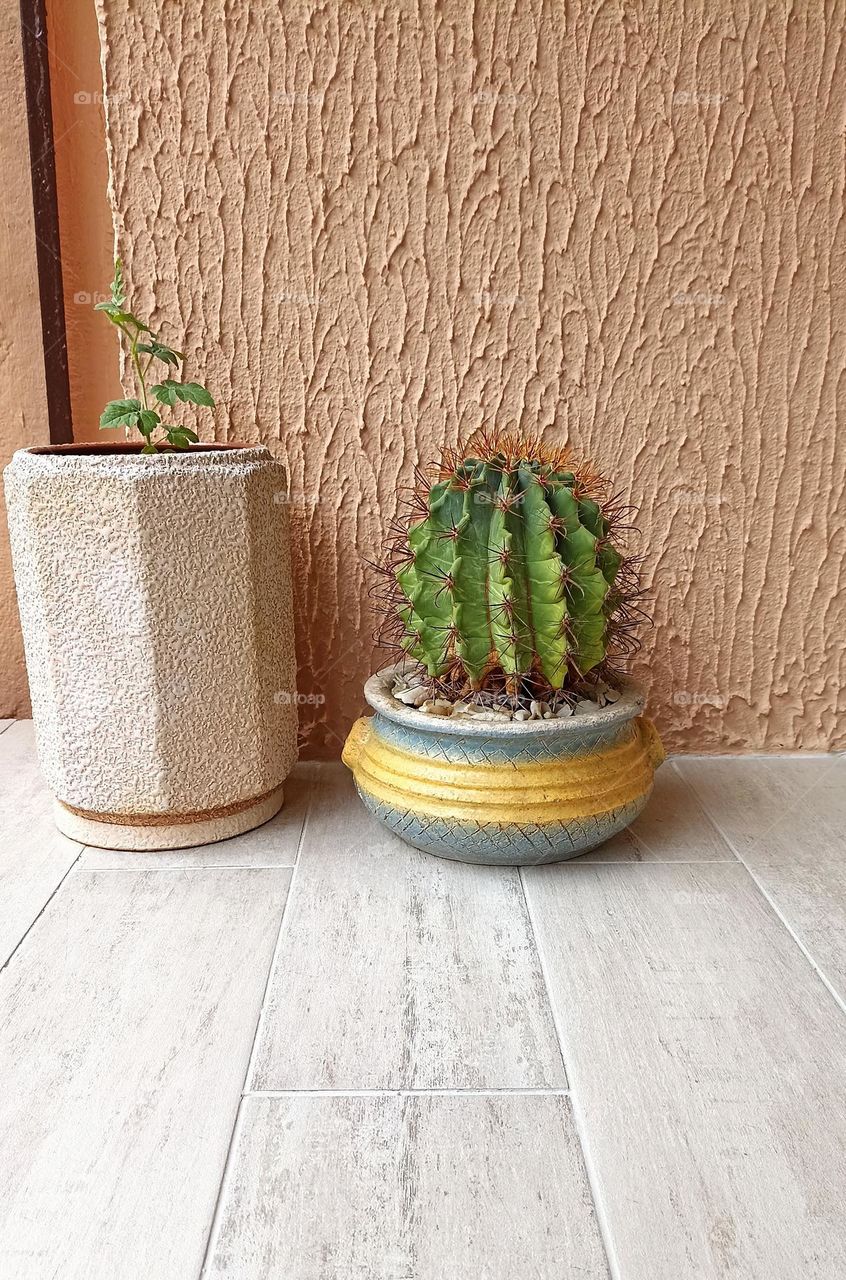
0,718,844,1279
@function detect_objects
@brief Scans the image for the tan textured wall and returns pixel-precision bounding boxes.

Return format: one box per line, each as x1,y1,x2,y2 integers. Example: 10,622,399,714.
0,6,50,717
95,0,845,756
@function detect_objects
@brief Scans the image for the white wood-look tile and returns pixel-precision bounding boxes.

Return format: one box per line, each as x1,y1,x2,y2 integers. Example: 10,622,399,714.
78,763,315,869
677,755,846,1001
0,867,290,1280
250,764,565,1090
206,1093,609,1280
0,719,13,734
523,861,846,1279
0,721,81,965
675,755,846,862
580,761,734,862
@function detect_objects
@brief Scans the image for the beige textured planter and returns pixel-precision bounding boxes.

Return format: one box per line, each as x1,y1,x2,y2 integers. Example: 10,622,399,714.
4,444,297,850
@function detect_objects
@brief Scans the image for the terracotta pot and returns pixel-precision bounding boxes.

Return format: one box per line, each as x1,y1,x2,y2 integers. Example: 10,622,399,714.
343,665,665,865
4,443,297,849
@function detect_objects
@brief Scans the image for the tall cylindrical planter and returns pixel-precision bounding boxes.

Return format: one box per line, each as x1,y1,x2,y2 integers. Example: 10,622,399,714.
4,444,298,850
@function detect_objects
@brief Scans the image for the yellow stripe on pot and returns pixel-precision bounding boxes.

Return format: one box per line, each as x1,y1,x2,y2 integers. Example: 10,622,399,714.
343,717,663,825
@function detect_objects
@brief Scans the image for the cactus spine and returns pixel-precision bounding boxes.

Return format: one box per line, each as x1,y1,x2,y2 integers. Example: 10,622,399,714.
380,433,637,695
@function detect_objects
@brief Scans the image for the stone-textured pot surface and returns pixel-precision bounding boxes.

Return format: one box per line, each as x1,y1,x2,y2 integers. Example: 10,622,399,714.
4,444,297,849
343,666,665,865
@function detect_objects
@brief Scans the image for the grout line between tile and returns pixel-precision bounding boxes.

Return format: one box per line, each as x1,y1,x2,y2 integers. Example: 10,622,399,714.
0,842,85,976
519,867,624,1280
246,1087,573,1098
517,869,568,1085
73,857,737,871
199,1097,247,1279
575,858,737,867
675,751,841,760
197,774,316,1278
72,863,300,872
242,798,314,1089
671,759,846,1020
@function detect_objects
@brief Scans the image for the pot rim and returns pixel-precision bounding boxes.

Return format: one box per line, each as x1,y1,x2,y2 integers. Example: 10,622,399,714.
5,442,277,479
22,441,259,457
363,662,646,737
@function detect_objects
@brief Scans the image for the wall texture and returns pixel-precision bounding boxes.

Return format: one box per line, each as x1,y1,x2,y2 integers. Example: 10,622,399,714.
0,6,50,717
94,0,845,755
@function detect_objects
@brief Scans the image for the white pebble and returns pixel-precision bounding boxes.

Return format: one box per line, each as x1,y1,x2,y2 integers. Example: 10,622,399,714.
420,700,451,716
556,704,573,718
513,708,531,721
574,699,596,715
395,685,429,707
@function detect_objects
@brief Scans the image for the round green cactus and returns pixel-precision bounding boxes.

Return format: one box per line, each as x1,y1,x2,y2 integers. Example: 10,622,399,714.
375,431,643,696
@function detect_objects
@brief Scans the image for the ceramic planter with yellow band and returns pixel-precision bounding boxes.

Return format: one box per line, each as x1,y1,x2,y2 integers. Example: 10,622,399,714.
343,668,665,865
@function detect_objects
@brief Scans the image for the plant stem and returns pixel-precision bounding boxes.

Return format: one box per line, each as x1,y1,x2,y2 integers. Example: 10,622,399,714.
130,330,148,409
115,317,158,448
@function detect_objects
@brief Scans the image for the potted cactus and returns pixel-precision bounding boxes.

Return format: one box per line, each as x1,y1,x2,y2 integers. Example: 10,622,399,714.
4,261,297,850
343,431,664,864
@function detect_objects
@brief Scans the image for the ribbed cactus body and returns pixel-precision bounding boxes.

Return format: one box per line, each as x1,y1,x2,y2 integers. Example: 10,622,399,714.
396,452,625,690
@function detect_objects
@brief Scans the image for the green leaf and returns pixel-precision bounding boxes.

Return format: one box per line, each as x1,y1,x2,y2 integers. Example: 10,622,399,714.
120,310,151,332
139,409,160,434
151,379,215,408
99,399,142,428
93,301,128,318
151,381,178,406
178,382,215,407
166,428,196,450
110,258,126,307
93,302,151,332
141,443,157,454
137,340,183,367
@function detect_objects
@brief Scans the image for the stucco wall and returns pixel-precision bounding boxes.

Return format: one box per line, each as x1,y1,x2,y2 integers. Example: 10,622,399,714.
0,7,50,716
94,0,845,755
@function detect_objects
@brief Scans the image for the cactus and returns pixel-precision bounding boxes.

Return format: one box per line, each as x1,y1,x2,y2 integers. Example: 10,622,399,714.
375,431,642,696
